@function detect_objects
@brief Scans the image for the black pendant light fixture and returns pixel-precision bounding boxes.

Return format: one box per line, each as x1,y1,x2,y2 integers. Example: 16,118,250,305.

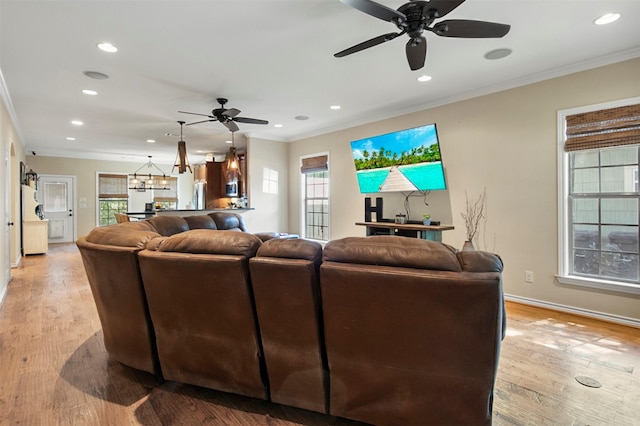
173,120,192,174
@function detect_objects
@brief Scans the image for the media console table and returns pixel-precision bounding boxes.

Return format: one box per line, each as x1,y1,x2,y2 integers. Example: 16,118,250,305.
356,221,454,242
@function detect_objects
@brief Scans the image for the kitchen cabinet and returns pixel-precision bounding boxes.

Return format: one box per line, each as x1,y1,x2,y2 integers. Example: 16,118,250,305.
205,154,246,209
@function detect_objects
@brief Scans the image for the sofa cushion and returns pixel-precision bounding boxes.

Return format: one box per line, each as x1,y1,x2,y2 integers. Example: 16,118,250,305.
209,212,248,232
457,250,504,272
84,222,159,248
257,238,323,263
184,214,218,230
323,235,462,272
148,216,189,236
147,229,262,257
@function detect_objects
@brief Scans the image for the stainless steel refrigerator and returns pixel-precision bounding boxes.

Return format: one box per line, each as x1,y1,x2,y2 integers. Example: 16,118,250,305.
193,181,206,210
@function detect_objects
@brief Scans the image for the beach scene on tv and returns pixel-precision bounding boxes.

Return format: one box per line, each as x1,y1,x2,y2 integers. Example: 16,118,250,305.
351,124,446,193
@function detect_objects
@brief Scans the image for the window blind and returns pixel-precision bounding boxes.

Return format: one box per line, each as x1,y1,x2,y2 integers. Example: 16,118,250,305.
300,155,328,174
98,174,128,199
565,103,640,152
154,176,178,202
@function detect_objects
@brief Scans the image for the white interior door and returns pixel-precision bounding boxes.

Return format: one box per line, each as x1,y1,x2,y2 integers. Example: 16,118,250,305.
38,175,76,243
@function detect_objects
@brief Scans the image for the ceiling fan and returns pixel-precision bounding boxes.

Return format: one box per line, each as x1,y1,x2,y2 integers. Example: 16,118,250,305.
179,98,268,132
335,0,511,71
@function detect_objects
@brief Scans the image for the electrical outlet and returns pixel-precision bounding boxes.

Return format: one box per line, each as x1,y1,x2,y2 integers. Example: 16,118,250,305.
525,270,534,283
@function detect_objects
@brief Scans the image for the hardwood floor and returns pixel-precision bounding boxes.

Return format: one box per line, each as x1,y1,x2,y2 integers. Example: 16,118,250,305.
1,243,638,425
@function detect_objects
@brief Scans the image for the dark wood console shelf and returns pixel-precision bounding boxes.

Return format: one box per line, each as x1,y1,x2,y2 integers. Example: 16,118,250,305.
356,221,454,242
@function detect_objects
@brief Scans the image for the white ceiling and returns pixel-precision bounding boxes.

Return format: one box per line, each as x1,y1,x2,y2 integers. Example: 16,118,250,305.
1,0,640,165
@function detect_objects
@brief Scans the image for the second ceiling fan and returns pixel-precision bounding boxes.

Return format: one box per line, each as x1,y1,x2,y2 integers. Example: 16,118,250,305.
335,0,511,70
179,98,268,132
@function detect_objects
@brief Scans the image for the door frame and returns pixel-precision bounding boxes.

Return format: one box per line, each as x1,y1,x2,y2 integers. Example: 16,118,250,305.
38,174,77,243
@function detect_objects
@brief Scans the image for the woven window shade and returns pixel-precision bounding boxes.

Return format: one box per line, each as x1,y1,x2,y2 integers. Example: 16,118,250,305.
98,174,128,199
565,103,640,152
301,155,328,174
154,176,178,202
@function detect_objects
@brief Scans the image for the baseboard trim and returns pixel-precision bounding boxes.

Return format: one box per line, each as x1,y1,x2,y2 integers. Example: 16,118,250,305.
505,294,640,329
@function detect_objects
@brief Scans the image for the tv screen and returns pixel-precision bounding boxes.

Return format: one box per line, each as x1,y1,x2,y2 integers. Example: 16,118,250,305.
350,123,446,193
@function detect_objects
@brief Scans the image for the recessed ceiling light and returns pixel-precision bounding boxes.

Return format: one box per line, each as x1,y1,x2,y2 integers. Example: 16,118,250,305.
225,140,233,144
274,124,283,128
71,120,83,126
82,89,98,95
294,115,309,121
484,48,512,60
146,139,156,143
66,137,76,141
97,42,118,53
594,13,620,25
83,71,109,80
330,105,341,110
417,75,432,82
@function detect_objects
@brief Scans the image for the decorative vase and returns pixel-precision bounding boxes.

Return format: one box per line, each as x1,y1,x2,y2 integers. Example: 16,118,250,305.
423,219,431,226
462,240,475,251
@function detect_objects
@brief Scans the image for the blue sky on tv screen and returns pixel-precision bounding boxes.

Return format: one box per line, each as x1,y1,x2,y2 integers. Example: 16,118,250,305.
350,124,438,160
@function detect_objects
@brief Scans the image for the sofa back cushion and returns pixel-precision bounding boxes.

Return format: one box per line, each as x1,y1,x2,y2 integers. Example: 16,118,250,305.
323,235,462,272
148,216,189,236
209,212,248,232
85,221,160,248
146,229,261,257
183,214,218,230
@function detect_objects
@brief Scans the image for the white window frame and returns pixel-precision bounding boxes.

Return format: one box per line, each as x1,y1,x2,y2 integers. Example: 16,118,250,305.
300,152,330,242
557,96,640,295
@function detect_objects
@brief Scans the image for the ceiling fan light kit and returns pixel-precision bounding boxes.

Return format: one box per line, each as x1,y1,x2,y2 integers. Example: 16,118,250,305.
335,0,511,70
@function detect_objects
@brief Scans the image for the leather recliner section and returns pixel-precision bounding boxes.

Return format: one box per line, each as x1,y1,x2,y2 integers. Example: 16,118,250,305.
249,238,328,413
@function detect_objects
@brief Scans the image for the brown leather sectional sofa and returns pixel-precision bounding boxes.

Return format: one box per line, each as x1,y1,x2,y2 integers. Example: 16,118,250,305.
77,212,505,426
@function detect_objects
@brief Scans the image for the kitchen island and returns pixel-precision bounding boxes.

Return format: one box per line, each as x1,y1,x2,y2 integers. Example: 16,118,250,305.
126,208,254,220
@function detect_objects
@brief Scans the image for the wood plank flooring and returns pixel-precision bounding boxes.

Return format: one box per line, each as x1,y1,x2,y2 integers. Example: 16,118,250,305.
0,243,638,425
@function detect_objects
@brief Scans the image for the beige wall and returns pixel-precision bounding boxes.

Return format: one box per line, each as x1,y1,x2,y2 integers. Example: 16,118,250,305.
288,58,640,320
1,86,26,301
242,136,289,234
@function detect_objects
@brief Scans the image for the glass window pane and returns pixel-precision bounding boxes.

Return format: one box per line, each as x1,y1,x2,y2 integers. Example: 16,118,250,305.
600,252,638,281
572,198,598,223
601,198,638,225
44,182,67,212
573,249,599,276
601,165,638,192
602,225,638,254
600,146,637,166
572,168,599,193
573,224,599,250
571,151,598,168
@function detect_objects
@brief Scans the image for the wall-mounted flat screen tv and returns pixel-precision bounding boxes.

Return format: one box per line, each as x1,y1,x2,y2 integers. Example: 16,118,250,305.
350,123,446,193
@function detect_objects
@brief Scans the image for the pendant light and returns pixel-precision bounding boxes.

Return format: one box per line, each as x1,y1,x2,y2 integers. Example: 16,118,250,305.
225,131,241,179
129,156,169,190
173,121,192,174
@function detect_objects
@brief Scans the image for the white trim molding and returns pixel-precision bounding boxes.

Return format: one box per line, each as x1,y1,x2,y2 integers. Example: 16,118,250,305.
505,293,640,329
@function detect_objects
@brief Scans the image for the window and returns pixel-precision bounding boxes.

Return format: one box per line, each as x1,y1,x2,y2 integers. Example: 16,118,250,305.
98,173,128,226
301,154,329,241
558,99,640,294
153,176,178,210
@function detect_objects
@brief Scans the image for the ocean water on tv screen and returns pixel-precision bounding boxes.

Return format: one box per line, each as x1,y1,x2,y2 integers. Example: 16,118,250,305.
356,161,445,193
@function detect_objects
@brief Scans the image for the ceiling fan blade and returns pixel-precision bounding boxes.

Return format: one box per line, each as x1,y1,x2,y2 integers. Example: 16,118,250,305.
186,119,217,126
432,20,511,38
223,121,240,132
406,36,427,71
340,0,406,23
422,0,466,19
223,108,241,118
234,117,269,125
178,110,214,118
335,32,401,58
